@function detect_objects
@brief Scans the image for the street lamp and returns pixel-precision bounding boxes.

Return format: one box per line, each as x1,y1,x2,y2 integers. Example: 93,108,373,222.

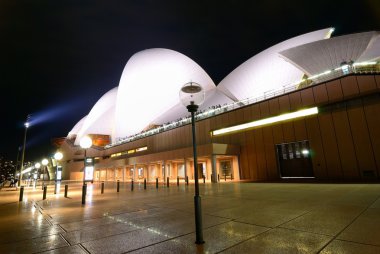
80,136,92,184
19,115,31,187
35,162,41,188
179,81,205,244
54,152,63,181
42,158,48,188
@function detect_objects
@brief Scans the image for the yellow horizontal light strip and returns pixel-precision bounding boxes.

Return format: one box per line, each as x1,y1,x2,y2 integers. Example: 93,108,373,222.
136,146,147,152
211,107,318,136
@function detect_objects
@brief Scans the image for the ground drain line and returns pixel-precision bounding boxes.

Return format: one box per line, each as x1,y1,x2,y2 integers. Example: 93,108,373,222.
315,195,380,254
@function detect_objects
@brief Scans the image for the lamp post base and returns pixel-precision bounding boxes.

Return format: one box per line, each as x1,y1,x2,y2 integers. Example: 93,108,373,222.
194,195,205,244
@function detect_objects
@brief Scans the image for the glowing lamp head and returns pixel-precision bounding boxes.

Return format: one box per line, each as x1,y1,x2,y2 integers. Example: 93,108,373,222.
41,158,48,166
80,136,92,149
302,149,310,155
35,162,41,169
54,152,63,161
179,82,205,108
24,122,29,128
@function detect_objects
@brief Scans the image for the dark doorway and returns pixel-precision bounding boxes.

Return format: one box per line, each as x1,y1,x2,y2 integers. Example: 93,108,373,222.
276,140,314,178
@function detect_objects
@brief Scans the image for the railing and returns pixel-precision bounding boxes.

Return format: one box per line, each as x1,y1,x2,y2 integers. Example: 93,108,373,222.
103,63,379,148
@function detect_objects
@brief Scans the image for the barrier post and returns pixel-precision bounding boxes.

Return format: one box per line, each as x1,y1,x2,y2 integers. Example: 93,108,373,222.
167,177,169,187
101,181,104,194
117,180,120,192
19,186,24,201
64,184,68,197
131,180,134,191
144,178,147,190
82,184,87,205
156,178,158,189
43,186,47,200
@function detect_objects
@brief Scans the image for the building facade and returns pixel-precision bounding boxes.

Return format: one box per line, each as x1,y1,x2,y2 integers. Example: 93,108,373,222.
59,29,380,182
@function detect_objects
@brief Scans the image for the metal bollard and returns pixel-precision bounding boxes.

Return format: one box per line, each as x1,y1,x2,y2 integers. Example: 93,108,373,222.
117,180,120,192
82,184,87,205
19,186,24,201
101,182,104,194
186,176,189,185
231,173,233,180
144,178,146,190
43,186,47,200
156,178,158,189
131,180,134,191
218,174,220,182
177,176,179,186
41,183,44,191
203,175,206,184
64,184,68,198
54,184,57,194
167,177,169,187
225,174,227,181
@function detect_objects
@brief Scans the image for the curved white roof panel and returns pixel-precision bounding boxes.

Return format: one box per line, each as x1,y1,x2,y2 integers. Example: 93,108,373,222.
279,31,378,76
217,28,334,101
151,89,233,125
357,32,380,62
114,48,215,139
68,115,87,138
74,87,118,145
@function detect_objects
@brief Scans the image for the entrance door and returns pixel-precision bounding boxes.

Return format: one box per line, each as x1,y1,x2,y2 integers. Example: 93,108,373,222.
276,140,314,178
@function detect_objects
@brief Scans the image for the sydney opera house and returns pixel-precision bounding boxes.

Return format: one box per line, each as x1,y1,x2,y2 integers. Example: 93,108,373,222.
58,27,380,183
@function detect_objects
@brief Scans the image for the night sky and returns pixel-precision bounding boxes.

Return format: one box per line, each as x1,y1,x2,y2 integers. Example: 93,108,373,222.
1,0,379,162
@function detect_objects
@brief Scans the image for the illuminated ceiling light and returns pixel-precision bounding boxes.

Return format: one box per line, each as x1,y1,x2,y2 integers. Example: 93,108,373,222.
353,61,377,66
211,107,318,136
302,149,310,155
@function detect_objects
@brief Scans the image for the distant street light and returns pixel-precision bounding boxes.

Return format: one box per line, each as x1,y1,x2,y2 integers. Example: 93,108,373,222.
80,136,92,184
54,152,63,181
19,115,31,187
179,81,205,244
34,162,41,188
42,158,48,188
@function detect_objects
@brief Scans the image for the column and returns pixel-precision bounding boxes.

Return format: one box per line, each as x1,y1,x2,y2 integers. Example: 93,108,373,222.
211,154,217,183
184,158,187,179
162,160,166,183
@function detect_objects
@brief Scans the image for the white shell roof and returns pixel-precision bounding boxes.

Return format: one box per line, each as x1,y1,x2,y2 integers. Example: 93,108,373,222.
74,87,118,145
279,31,378,76
114,48,216,140
217,28,333,101
68,115,87,138
151,89,233,125
357,33,380,62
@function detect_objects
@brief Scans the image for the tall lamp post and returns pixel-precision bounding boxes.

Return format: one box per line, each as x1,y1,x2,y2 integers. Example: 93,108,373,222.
179,81,205,244
80,136,92,184
19,115,30,187
54,152,63,181
42,158,48,188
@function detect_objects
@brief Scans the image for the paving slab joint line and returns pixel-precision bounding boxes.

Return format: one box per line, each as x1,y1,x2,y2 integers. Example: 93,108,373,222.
214,227,272,254
79,243,91,254
315,195,380,254
59,233,72,246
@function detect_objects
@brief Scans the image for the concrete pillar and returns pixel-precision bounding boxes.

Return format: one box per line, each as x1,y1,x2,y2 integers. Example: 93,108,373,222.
184,158,187,179
133,164,136,181
122,167,125,182
162,160,166,183
211,154,217,183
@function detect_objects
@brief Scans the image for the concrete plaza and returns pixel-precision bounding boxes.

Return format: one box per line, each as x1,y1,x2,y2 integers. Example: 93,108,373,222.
0,181,380,253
